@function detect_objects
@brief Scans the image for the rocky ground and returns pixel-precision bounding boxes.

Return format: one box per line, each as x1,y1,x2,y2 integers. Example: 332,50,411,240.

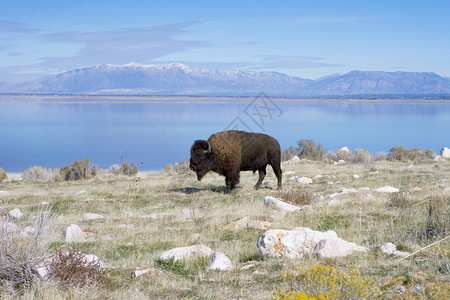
0,158,449,299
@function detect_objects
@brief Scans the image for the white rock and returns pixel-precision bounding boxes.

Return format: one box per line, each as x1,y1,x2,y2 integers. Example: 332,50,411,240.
22,226,35,235
296,177,313,184
140,213,172,220
340,147,350,153
264,196,304,212
289,176,299,182
83,254,103,268
366,194,375,200
133,268,151,277
441,147,450,158
36,258,52,278
314,174,323,179
374,186,399,193
63,224,86,243
283,156,300,166
380,242,397,255
341,187,358,194
208,252,233,271
337,159,346,164
9,208,23,219
381,242,410,258
158,245,213,262
83,213,105,221
328,199,341,206
257,227,339,259
240,264,256,270
327,181,334,185
359,187,371,191
117,224,134,229
284,171,295,176
410,187,422,193
314,238,368,258
353,174,360,179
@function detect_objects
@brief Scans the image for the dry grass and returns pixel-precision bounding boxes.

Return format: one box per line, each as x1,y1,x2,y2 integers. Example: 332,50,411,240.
0,159,449,299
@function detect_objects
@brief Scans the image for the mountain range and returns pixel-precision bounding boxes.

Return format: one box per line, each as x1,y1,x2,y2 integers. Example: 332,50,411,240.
1,62,450,97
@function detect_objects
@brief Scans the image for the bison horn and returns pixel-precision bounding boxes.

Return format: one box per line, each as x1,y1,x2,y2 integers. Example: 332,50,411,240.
203,142,212,154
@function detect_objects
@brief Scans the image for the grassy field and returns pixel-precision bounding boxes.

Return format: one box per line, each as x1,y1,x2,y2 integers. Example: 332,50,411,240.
0,158,449,299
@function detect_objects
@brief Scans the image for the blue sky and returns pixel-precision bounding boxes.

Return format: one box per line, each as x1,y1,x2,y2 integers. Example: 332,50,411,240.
1,0,449,82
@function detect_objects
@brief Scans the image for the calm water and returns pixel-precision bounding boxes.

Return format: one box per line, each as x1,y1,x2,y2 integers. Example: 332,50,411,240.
1,97,449,172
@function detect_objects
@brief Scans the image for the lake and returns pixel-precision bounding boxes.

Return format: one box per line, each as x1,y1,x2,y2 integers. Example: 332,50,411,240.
1,96,449,173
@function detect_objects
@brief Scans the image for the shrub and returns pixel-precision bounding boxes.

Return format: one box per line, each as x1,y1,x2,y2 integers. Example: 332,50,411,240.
274,189,314,206
353,149,372,163
109,164,121,175
281,146,298,162
0,206,55,295
120,161,138,176
46,246,108,289
0,167,7,182
388,146,436,162
22,166,59,182
109,160,139,176
335,149,353,162
59,158,99,181
173,160,190,173
273,263,380,300
297,140,326,160
387,193,409,209
423,196,449,242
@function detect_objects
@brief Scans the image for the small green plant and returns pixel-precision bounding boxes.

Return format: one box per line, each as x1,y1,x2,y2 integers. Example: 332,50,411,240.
297,140,326,160
0,167,7,182
273,263,380,300
155,257,208,276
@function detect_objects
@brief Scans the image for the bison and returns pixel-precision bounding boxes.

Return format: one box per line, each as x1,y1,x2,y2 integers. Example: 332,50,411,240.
189,130,282,193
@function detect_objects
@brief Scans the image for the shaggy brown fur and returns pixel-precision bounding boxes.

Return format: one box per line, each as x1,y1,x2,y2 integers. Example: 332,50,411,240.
190,130,282,193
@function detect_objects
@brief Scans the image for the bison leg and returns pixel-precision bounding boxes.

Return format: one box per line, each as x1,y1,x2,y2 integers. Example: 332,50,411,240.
254,165,267,190
270,162,282,190
225,170,240,193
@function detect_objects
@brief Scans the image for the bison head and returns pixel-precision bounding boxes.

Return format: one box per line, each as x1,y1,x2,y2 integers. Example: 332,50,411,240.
190,140,213,181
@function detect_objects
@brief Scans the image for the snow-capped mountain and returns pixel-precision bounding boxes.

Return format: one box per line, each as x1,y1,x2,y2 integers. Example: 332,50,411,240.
2,63,450,96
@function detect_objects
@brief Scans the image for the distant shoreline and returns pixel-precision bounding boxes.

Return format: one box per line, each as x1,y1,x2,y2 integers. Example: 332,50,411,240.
1,94,449,104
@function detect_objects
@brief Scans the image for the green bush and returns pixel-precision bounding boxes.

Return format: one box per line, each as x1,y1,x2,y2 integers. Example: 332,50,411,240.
120,161,138,176
297,140,326,160
58,158,98,181
388,146,436,162
109,160,139,176
0,168,7,182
